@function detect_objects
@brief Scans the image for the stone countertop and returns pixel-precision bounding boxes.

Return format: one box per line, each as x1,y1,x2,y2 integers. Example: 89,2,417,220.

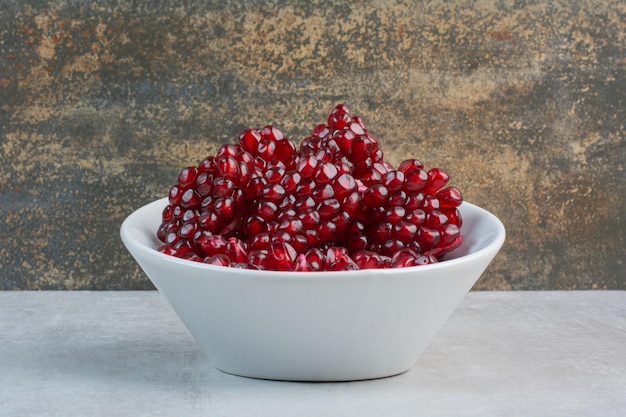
1,290,624,416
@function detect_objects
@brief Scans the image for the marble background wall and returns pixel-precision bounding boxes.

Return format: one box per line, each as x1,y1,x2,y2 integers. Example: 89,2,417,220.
1,0,624,290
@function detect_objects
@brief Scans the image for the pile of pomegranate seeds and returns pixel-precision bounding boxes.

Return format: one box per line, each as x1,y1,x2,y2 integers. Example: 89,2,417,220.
156,104,464,271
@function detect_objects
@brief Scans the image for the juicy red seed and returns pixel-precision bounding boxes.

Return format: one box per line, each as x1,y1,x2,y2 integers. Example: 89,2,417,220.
178,221,198,239
363,184,389,206
383,171,405,192
217,156,240,180
404,169,428,192
226,238,248,263
162,205,174,222
388,190,407,207
351,135,377,158
249,232,271,250
198,156,217,173
295,178,315,197
382,239,405,256
297,155,319,178
317,221,338,240
422,195,440,210
275,138,297,161
424,168,450,194
391,221,417,243
353,250,389,269
360,167,383,186
332,174,357,199
257,139,276,161
405,193,425,210
268,242,297,270
180,189,201,209
329,113,352,132
278,218,303,234
442,208,463,227
312,183,335,202
249,250,271,269
405,209,426,225
385,206,405,223
318,199,341,220
214,197,235,220
332,129,356,153
178,166,198,189
260,125,284,141
169,185,183,206
295,196,315,211
205,254,231,267
391,248,420,268
217,144,240,158
398,159,424,173
213,177,236,197
245,216,268,236
426,210,449,228
196,172,213,196
314,162,339,183
436,187,463,208
239,128,261,154
342,191,361,216
198,211,220,231
195,233,228,256
371,222,392,242
311,123,331,139
255,200,278,221
157,221,178,243
347,234,369,253
260,183,286,203
298,209,321,227
440,224,462,246
182,209,199,222
417,226,440,249
281,171,302,192
264,166,286,183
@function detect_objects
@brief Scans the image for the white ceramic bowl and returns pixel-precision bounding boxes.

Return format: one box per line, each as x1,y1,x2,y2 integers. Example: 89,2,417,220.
121,197,505,381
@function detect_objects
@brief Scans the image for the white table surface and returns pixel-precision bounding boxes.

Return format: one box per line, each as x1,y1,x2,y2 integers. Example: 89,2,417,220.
1,291,624,417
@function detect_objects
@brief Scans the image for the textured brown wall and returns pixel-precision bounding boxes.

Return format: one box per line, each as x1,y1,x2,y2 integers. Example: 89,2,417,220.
1,0,624,290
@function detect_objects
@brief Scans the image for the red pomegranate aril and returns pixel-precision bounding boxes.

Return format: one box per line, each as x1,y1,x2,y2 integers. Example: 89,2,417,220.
332,173,357,199
317,222,338,240
213,177,236,198
260,183,286,203
342,191,362,217
385,206,406,223
312,183,335,202
297,155,319,178
405,209,426,226
403,169,428,191
255,200,278,221
318,199,341,220
382,239,405,256
391,221,418,243
178,166,198,189
198,210,220,230
442,208,463,227
405,192,424,210
205,253,231,267
424,168,450,194
314,162,339,183
226,237,248,263
298,209,320,228
398,159,424,173
168,185,183,206
426,210,449,228
281,171,302,193
239,128,261,154
157,221,178,242
195,233,228,256
353,250,390,269
196,172,214,196
180,188,201,209
278,217,304,234
268,242,298,270
388,190,407,207
417,226,440,249
217,156,240,181
391,248,420,268
422,195,440,210
363,184,389,206
178,221,198,239
248,232,271,250
436,187,463,208
162,205,174,222
214,197,235,221
383,171,405,192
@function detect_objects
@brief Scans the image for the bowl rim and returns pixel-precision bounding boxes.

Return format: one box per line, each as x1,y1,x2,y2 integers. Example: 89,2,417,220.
121,197,506,279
